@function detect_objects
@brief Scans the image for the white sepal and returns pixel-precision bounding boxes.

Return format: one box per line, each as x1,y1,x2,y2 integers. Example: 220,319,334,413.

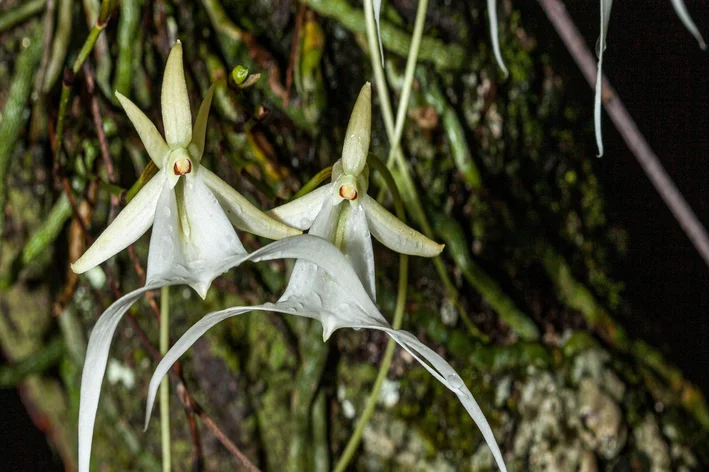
115,92,170,168
161,41,192,149
266,183,331,231
341,83,371,177
71,172,166,274
189,81,218,163
361,194,444,257
78,279,182,472
200,167,301,239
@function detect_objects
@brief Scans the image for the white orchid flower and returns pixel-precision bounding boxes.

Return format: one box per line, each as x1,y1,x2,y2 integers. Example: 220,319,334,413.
71,40,299,294
143,84,508,471
74,40,301,472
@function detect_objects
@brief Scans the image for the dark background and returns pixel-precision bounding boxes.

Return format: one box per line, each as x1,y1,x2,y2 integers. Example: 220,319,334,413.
2,0,708,468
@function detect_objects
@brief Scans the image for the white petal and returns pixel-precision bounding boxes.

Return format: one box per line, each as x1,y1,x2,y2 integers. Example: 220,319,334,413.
72,172,166,274
188,81,218,163
265,184,331,231
161,41,192,149
144,233,386,425
116,92,170,168
146,174,245,298
144,304,297,428
487,0,509,77
365,327,508,472
341,83,371,177
595,0,613,157
79,280,180,472
200,167,301,239
361,194,444,257
670,0,707,50
340,202,377,300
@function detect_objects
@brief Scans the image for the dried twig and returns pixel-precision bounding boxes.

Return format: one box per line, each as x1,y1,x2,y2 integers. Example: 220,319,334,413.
538,0,709,269
83,62,120,218
284,2,307,107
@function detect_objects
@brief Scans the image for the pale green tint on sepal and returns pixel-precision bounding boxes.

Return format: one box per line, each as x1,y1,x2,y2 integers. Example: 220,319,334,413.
487,0,509,77
361,194,444,257
670,0,707,50
115,92,170,168
199,167,301,240
71,172,166,274
188,81,219,163
266,184,330,231
594,0,613,157
341,83,371,177
161,41,192,149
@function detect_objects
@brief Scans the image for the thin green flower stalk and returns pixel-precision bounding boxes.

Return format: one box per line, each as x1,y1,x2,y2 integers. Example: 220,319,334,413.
333,152,408,472
363,0,491,339
42,0,72,92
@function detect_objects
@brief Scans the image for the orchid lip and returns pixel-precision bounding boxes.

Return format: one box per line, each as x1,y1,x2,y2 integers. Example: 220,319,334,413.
339,183,358,200
173,157,192,176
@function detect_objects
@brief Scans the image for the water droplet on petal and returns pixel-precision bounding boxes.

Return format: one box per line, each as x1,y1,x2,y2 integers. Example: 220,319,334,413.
447,374,464,389
163,207,172,218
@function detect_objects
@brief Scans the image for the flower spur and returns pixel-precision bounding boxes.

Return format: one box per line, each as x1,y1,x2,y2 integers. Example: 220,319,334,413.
144,84,508,471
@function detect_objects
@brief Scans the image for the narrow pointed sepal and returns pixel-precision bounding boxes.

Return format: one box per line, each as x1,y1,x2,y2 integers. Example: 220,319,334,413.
266,184,331,231
361,194,444,257
161,41,192,149
341,83,371,177
488,0,509,77
115,92,170,168
79,280,178,472
188,81,219,163
670,0,707,50
200,168,301,239
71,173,166,274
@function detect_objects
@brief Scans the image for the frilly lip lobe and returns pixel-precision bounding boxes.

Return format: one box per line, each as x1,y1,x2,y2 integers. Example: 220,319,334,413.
173,158,192,176
338,183,358,200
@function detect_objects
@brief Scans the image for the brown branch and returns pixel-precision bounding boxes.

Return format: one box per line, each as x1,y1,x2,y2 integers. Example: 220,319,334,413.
284,2,307,107
177,383,261,472
537,0,709,269
83,62,120,219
